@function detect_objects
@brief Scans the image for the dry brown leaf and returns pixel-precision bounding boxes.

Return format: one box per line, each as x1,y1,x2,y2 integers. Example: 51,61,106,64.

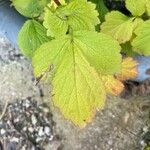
116,57,138,81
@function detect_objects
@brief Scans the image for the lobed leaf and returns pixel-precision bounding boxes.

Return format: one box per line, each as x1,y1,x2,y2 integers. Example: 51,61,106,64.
18,20,51,57
43,0,100,37
101,11,135,44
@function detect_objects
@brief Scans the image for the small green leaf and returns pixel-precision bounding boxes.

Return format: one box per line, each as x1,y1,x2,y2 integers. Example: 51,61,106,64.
132,20,150,56
43,0,100,37
18,20,51,57
125,0,146,17
32,30,121,126
89,0,108,22
146,0,150,16
11,0,49,18
101,11,135,44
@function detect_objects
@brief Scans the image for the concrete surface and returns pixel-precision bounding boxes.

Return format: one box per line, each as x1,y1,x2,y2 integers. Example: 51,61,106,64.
0,37,150,150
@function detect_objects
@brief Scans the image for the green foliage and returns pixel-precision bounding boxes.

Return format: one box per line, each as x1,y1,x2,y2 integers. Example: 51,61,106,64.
101,11,135,43
89,0,108,22
11,0,49,18
13,0,140,127
101,0,150,56
125,0,146,16
18,20,51,57
132,20,150,55
33,32,110,126
43,0,100,37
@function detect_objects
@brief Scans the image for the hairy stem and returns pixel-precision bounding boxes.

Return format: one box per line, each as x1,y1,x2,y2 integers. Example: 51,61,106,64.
53,0,61,6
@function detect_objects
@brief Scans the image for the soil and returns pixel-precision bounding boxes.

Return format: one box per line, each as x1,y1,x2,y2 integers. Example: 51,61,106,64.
122,80,150,98
0,37,150,150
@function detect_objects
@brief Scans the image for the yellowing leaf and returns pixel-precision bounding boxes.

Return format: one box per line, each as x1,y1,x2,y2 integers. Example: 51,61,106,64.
101,75,124,96
101,11,135,44
132,20,150,55
116,57,138,81
125,0,146,16
32,31,121,127
43,0,100,37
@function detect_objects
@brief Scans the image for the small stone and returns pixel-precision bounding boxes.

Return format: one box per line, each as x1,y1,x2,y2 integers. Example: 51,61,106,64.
140,140,145,146
25,102,30,108
31,115,37,125
43,108,49,113
49,135,54,141
10,137,19,143
14,118,19,123
0,129,6,135
38,127,44,137
21,146,26,150
23,127,27,131
143,126,149,133
108,140,113,145
28,127,34,133
36,137,42,143
44,126,51,136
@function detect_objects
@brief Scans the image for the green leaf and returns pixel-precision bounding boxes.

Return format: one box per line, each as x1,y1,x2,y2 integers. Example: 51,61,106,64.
121,42,137,56
32,30,121,126
74,31,121,75
146,0,150,16
18,20,51,57
11,0,49,18
125,0,146,16
132,20,150,56
43,0,100,37
101,11,135,44
89,0,109,22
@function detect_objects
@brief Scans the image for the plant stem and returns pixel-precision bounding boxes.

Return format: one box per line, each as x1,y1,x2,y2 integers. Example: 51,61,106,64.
53,0,61,6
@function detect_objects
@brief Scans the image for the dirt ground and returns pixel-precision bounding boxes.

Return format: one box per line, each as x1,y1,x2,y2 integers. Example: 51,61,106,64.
0,37,150,150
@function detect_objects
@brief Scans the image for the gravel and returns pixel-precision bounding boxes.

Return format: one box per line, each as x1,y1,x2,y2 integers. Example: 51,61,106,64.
0,98,59,150
0,32,150,150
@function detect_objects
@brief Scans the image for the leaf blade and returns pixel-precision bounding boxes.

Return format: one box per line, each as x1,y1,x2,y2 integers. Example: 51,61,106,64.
74,31,122,75
32,33,107,127
18,20,51,57
101,11,134,44
132,20,150,56
125,0,146,17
